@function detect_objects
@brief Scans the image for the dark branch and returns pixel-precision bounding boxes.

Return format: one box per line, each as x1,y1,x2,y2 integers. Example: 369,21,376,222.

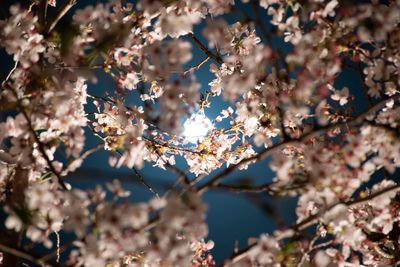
188,32,224,65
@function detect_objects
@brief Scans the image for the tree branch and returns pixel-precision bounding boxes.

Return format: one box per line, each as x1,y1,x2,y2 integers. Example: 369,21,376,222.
19,105,69,190
86,123,160,197
223,183,400,266
2,64,68,190
188,32,223,65
184,56,210,75
38,0,49,29
212,182,273,193
62,143,104,175
197,94,400,194
0,243,50,267
45,0,77,34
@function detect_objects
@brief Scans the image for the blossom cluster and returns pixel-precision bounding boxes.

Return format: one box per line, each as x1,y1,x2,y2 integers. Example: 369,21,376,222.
0,0,400,266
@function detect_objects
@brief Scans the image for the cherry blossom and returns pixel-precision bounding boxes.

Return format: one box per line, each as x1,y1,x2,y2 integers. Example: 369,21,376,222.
1,0,400,266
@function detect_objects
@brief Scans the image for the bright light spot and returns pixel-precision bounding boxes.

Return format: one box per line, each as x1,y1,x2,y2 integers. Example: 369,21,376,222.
183,112,213,143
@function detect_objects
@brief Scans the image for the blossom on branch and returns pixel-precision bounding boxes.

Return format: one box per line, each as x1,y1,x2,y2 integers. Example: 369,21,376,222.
0,0,400,266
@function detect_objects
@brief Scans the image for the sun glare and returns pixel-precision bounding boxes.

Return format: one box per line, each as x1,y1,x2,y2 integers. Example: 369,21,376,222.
183,112,213,143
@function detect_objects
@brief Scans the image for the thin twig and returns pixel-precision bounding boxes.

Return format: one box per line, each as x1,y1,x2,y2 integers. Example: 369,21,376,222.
0,243,48,266
131,165,160,198
212,182,273,193
54,231,60,263
4,60,18,82
222,244,254,267
183,57,210,76
39,241,72,263
152,147,192,199
188,32,223,65
38,0,49,28
310,240,334,252
86,123,160,198
62,143,104,175
143,136,206,156
297,233,320,267
45,64,104,71
46,0,77,34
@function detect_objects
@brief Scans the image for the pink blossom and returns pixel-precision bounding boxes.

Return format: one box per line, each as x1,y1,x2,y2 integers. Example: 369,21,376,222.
1,1,400,266
331,87,350,106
